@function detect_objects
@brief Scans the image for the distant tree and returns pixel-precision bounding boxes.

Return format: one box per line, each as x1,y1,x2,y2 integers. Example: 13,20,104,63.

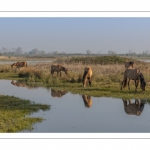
29,48,39,55
86,50,92,55
51,51,58,55
108,50,116,55
15,47,23,54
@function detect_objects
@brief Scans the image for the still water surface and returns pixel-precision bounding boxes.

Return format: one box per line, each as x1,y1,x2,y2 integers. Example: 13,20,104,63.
0,79,150,133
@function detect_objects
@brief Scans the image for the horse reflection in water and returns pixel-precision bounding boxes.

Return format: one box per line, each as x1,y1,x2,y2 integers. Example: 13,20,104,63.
11,80,35,89
122,99,146,116
51,89,67,98
82,95,92,108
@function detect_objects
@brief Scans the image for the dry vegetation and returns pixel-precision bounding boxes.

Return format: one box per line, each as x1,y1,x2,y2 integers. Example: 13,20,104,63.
0,55,150,97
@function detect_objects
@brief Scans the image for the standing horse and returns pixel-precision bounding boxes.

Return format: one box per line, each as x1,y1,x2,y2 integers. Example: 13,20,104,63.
51,64,68,77
124,61,134,69
82,66,92,87
11,61,27,69
120,68,146,91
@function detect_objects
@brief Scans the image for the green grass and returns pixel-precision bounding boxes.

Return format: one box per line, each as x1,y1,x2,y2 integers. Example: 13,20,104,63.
0,95,50,132
48,82,150,99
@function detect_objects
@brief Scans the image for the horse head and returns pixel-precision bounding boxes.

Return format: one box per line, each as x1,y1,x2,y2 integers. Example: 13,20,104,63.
62,67,68,75
11,63,16,68
139,73,146,91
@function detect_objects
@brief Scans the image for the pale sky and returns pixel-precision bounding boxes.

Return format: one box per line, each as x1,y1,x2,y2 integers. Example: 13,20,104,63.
0,17,150,54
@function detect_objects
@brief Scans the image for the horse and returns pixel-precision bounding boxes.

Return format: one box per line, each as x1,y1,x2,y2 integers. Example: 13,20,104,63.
120,68,146,91
51,89,67,97
124,61,134,69
11,61,27,69
82,66,92,87
82,95,92,108
51,64,68,77
122,99,146,116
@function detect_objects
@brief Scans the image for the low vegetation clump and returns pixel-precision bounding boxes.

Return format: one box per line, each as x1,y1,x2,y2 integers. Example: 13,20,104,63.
0,95,50,132
55,55,133,65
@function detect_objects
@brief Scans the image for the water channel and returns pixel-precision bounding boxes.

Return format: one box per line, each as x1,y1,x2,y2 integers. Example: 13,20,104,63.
0,79,150,133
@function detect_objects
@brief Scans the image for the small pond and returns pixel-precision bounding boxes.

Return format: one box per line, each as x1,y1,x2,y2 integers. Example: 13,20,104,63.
0,79,150,133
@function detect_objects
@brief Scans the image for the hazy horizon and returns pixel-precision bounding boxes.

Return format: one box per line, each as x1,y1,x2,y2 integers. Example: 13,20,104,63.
1,17,150,54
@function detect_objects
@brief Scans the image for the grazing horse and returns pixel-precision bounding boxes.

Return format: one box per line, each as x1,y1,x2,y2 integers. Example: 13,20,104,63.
82,95,92,108
120,68,146,91
124,61,134,69
51,89,67,97
82,66,92,87
122,99,146,116
51,64,68,77
11,61,27,69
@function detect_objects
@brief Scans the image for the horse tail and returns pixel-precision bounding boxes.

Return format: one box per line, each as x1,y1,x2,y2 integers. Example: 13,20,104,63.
123,77,128,88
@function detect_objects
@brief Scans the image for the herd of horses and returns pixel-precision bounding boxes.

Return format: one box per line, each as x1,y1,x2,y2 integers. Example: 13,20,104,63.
11,60,146,91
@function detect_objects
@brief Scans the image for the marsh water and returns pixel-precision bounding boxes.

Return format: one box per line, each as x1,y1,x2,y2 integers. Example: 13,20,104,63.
1,79,150,133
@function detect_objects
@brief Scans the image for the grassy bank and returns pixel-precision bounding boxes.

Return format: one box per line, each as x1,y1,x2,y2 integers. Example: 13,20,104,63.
0,95,50,132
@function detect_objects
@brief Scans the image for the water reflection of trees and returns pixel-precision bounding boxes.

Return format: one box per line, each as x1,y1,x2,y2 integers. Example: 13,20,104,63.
51,89,67,98
122,99,146,116
82,95,92,108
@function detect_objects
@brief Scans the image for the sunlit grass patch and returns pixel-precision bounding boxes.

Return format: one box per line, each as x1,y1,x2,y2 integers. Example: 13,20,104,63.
0,95,50,132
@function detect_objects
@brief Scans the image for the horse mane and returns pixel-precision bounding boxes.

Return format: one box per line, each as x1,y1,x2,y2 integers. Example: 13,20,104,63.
139,72,146,86
82,69,88,81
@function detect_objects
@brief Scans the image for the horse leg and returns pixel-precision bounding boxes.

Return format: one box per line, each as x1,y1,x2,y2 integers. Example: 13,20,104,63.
57,71,59,76
87,77,91,87
51,70,53,76
89,78,92,87
60,71,61,77
120,80,123,90
135,80,139,91
128,79,130,90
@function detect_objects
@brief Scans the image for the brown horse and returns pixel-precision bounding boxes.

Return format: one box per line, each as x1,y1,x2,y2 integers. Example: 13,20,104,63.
51,64,68,77
82,95,92,108
120,68,146,91
51,89,67,97
124,61,134,69
11,61,27,69
122,99,146,116
82,66,92,87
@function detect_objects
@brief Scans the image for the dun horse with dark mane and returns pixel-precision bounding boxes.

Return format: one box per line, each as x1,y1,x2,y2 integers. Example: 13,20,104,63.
51,64,68,77
11,61,27,69
120,68,146,91
82,66,92,87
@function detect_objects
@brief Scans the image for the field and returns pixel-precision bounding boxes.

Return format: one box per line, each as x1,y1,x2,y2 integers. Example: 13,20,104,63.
0,55,150,99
